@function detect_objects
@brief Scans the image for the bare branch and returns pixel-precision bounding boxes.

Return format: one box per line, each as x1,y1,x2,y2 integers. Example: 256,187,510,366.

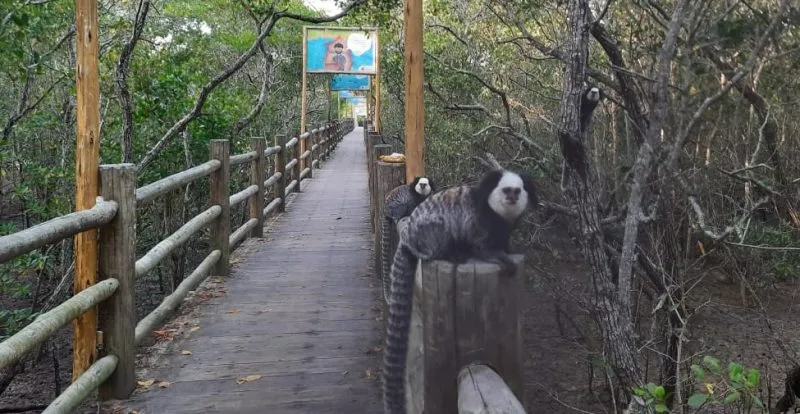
116,0,151,163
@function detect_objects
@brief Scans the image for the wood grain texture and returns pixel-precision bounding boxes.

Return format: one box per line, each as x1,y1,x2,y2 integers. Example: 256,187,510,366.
403,0,425,183
209,140,230,276
373,159,403,282
457,363,525,414
73,0,101,380
98,164,137,400
407,256,526,413
122,127,383,413
275,134,287,213
249,138,266,237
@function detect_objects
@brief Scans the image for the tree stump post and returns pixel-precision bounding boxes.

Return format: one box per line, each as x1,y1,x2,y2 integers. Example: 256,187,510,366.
405,252,526,414
97,163,136,400
373,155,402,279
274,134,287,212
209,140,230,276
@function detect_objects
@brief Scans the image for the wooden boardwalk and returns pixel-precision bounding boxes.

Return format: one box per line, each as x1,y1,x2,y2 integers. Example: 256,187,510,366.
123,127,384,413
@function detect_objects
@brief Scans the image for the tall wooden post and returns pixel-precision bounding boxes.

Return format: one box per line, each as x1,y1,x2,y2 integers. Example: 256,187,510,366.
98,164,136,399
274,135,287,212
250,138,266,238
210,140,230,276
404,0,425,183
73,0,101,381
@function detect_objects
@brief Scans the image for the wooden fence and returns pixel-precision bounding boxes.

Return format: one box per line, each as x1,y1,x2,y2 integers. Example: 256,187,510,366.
363,120,527,413
0,118,354,413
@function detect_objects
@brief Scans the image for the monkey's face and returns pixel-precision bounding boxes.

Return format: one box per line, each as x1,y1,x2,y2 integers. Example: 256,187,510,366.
488,172,529,221
414,177,431,196
586,87,601,103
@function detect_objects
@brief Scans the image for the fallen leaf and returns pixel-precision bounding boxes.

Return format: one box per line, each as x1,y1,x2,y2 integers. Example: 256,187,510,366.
137,379,155,388
342,370,349,376
226,309,240,314
365,369,376,379
236,374,262,384
366,345,382,355
181,350,192,356
189,326,200,333
158,381,171,388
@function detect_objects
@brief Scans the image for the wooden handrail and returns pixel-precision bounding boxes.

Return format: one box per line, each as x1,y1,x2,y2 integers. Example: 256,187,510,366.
0,118,356,412
229,150,258,166
134,250,221,345
230,218,259,247
43,355,118,414
230,184,259,206
135,160,221,204
135,205,222,278
264,171,282,188
0,198,118,264
0,279,119,370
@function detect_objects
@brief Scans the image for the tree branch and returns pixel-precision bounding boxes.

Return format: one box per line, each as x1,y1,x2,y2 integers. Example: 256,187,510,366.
135,0,367,173
116,0,151,163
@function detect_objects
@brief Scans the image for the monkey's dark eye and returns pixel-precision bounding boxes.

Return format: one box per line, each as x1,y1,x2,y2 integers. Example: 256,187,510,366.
503,188,511,194
513,188,521,195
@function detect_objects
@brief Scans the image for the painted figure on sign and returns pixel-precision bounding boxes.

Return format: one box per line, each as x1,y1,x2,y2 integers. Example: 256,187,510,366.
325,38,352,72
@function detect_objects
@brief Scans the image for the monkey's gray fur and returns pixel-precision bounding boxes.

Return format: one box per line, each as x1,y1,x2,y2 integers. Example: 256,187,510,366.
382,169,537,414
380,177,434,302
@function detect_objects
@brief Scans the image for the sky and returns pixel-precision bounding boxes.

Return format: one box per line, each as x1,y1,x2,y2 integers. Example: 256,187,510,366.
303,0,343,16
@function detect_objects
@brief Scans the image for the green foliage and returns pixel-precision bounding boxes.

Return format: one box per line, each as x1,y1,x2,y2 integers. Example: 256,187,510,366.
687,356,764,413
0,308,39,342
740,221,800,281
633,382,670,413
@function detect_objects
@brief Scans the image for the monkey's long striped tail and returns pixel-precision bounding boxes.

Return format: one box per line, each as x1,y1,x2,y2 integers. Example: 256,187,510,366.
382,243,417,414
380,216,393,303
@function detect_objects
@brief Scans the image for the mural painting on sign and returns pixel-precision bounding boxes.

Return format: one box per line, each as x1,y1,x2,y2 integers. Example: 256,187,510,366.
331,74,370,91
305,27,378,74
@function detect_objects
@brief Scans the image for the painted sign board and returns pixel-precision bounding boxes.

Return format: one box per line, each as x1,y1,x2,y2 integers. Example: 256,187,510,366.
305,26,378,74
330,74,370,90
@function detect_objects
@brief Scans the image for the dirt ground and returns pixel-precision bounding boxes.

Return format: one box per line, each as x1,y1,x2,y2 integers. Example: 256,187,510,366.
4,209,800,413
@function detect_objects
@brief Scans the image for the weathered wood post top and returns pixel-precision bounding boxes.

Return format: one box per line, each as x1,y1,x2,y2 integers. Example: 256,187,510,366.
400,212,526,413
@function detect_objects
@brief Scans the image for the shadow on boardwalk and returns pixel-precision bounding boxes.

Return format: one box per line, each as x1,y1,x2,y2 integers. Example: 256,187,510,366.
119,127,384,413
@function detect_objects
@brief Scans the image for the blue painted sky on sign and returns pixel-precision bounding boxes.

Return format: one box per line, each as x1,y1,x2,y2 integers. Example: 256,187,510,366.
306,28,376,74
331,74,370,90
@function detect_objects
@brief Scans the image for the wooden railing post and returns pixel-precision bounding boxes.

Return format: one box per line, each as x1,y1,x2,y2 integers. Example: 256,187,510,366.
293,134,302,192
366,133,383,231
275,134,286,212
404,253,526,413
250,137,266,238
376,160,406,299
306,130,314,179
327,123,333,157
97,163,136,400
210,140,230,276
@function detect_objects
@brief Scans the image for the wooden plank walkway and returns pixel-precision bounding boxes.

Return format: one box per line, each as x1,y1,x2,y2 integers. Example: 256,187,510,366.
123,127,384,413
